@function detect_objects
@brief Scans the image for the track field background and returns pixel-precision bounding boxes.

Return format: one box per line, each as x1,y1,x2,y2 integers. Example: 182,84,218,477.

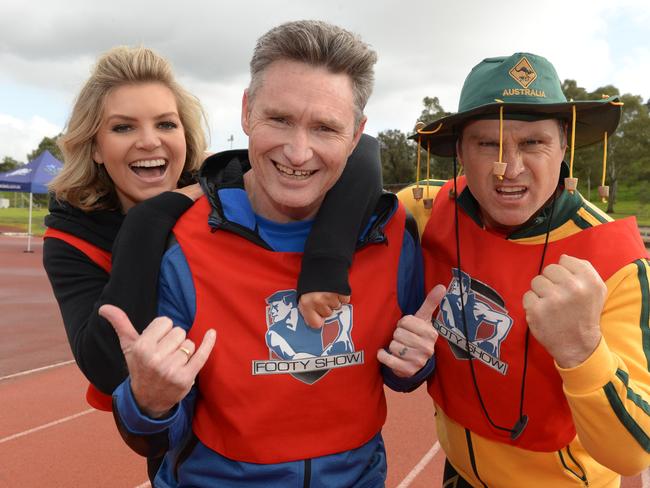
0,234,645,487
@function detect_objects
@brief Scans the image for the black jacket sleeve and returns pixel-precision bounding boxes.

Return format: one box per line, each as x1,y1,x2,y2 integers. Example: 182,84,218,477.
297,134,383,296
43,191,194,394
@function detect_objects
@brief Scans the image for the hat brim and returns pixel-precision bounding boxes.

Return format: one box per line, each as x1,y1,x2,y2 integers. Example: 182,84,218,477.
412,96,621,157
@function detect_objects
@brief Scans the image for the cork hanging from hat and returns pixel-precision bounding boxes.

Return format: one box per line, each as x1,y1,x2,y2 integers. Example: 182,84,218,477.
423,139,434,208
413,121,443,206
492,100,507,180
599,131,610,201
413,122,425,201
598,97,625,202
564,105,579,193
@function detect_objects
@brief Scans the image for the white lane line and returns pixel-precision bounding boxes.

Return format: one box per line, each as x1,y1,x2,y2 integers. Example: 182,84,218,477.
0,408,94,444
0,360,76,381
642,467,650,488
134,482,151,488
396,441,441,488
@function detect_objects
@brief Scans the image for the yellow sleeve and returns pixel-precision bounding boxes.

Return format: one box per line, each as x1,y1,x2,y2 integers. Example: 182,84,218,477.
558,258,650,475
395,181,445,238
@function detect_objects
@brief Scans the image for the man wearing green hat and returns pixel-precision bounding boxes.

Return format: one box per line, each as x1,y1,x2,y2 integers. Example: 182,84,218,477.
395,53,650,487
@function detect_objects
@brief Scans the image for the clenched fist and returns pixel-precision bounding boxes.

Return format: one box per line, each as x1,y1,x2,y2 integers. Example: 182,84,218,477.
522,254,606,368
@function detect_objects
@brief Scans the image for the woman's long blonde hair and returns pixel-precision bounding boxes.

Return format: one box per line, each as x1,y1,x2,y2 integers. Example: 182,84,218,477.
50,46,208,211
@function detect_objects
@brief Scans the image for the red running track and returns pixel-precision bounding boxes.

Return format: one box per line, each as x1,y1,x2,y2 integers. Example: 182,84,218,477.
0,234,644,487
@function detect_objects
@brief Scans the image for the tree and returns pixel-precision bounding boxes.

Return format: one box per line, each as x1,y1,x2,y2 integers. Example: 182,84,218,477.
604,93,650,212
414,97,456,181
0,156,20,173
377,129,416,185
561,79,591,101
562,80,650,212
417,96,450,127
27,134,64,162
379,96,458,186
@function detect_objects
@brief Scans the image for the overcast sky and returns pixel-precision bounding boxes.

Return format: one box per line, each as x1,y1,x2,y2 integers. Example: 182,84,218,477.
1,0,648,162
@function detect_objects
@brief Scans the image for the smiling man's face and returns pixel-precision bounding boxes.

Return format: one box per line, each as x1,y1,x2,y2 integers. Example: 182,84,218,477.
241,59,364,223
458,118,566,234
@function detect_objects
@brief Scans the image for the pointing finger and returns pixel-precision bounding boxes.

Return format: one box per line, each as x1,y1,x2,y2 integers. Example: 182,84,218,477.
415,285,446,322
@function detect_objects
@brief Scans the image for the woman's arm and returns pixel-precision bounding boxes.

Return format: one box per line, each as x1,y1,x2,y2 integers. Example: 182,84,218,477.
44,239,123,393
43,191,195,394
108,192,194,334
297,134,383,296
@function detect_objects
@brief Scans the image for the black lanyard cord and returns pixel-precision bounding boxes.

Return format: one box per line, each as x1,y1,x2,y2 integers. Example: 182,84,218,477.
451,156,559,440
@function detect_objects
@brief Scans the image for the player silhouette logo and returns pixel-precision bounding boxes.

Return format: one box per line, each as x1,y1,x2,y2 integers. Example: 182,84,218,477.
264,289,354,384
437,269,513,368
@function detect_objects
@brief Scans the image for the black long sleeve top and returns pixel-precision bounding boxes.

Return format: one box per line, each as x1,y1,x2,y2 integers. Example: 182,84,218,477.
43,192,194,394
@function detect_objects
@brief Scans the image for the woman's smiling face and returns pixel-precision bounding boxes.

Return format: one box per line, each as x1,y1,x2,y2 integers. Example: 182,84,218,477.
93,82,186,211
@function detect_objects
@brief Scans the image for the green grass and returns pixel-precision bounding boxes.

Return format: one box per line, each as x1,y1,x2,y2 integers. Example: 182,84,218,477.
0,207,48,235
0,195,647,237
590,199,650,226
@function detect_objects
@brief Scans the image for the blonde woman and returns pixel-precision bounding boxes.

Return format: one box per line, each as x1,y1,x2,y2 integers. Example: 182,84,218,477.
44,46,207,410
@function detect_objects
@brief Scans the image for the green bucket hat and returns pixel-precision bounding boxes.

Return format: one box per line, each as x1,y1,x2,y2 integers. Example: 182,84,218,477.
415,53,622,157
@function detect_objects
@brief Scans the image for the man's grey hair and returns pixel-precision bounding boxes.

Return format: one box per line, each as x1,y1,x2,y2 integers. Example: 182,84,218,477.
248,20,377,127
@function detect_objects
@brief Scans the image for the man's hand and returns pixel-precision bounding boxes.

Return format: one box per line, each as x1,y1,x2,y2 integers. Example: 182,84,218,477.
523,254,606,368
98,305,216,418
377,285,446,377
299,292,351,328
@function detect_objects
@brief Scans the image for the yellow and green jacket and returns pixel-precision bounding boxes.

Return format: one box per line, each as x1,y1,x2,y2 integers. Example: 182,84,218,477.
398,178,650,488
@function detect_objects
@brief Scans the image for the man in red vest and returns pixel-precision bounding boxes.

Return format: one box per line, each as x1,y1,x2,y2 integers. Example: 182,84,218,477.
397,53,650,487
99,20,441,487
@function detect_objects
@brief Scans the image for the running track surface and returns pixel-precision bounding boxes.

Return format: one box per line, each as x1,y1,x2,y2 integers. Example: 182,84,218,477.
0,233,645,487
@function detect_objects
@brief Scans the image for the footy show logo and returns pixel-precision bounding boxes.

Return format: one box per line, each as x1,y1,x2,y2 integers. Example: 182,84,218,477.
434,269,513,375
251,289,363,384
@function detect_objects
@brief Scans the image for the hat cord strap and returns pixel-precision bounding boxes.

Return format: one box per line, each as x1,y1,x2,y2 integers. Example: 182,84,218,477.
597,99,623,201
413,122,443,203
416,135,422,190
492,100,507,180
418,122,443,135
564,105,579,193
499,104,504,164
598,132,610,202
602,131,607,187
426,140,431,198
569,105,577,177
